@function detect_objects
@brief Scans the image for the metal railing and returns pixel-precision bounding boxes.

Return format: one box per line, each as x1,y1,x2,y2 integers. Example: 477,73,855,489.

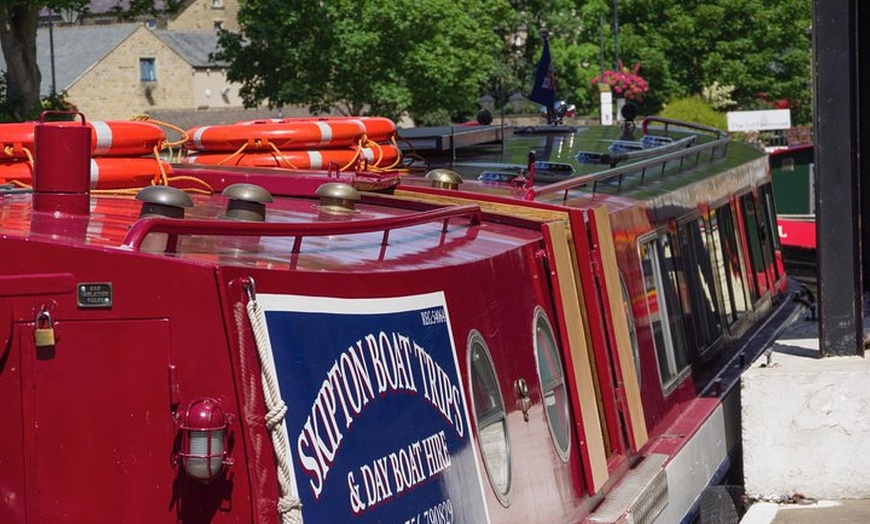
529,136,730,201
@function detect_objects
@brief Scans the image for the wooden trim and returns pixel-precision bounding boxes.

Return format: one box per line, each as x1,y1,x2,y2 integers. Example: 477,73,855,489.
591,206,649,449
544,220,609,493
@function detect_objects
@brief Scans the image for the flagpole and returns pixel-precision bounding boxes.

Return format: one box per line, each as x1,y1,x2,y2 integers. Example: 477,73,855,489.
612,0,620,69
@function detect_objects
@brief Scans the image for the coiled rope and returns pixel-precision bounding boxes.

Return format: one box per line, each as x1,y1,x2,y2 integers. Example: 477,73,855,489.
244,280,303,524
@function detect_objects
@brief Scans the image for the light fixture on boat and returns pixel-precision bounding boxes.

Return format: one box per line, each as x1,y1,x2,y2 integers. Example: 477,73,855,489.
221,183,273,221
425,168,463,190
177,397,231,482
135,186,193,219
315,182,360,214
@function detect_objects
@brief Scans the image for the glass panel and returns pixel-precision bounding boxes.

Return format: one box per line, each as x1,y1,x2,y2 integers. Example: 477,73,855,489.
139,58,156,82
640,240,672,384
717,204,751,317
741,193,769,300
469,337,510,500
759,184,784,280
619,274,641,384
534,311,570,459
679,218,723,353
708,209,735,323
658,235,690,373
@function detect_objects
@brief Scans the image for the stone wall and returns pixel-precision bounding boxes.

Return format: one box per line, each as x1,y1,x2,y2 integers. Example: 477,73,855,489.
167,0,240,32
68,26,194,120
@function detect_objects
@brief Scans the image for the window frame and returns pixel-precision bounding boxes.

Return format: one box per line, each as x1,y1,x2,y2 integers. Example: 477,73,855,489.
638,230,691,391
532,307,570,462
467,331,511,506
139,57,157,83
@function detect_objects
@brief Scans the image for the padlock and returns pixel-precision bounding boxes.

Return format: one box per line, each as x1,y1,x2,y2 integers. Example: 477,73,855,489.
34,309,56,348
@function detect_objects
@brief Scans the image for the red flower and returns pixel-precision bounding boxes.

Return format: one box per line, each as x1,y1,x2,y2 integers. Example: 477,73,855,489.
592,61,649,102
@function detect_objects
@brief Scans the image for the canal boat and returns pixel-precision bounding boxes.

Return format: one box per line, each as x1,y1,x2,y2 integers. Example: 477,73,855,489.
0,113,797,524
769,144,816,284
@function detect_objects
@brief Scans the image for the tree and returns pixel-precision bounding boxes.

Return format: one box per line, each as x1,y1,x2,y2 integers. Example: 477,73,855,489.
610,0,812,123
215,0,512,124
0,0,179,121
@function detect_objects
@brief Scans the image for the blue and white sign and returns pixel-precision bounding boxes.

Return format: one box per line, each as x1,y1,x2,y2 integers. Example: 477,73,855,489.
258,292,491,524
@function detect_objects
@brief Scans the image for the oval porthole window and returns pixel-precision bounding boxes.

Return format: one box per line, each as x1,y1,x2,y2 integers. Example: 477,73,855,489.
468,331,511,504
533,308,570,461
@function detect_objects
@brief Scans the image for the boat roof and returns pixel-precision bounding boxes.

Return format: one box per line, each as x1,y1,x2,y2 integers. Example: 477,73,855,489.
0,175,544,273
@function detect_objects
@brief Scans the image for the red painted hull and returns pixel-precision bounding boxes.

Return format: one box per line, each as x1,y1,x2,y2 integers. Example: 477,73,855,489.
0,116,797,524
778,216,816,250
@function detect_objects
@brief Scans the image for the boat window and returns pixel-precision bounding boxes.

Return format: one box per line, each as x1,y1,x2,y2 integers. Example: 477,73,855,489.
468,332,511,504
533,308,570,461
139,58,157,82
758,183,784,281
619,273,641,385
711,204,751,323
640,234,690,389
740,193,769,300
678,217,723,355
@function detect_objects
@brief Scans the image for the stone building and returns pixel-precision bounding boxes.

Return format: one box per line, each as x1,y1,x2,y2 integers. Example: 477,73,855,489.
3,0,282,123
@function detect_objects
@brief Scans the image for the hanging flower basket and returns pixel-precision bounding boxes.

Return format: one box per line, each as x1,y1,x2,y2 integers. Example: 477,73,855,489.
591,62,649,103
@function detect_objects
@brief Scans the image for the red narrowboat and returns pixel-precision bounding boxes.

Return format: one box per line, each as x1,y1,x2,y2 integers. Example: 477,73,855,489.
0,114,798,524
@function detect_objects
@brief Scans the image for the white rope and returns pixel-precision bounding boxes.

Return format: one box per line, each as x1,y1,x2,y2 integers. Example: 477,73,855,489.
246,296,304,524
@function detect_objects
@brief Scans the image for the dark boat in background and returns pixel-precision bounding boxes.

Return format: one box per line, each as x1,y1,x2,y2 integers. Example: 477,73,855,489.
769,144,816,284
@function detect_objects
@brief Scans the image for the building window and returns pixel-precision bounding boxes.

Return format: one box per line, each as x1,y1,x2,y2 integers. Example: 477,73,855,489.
214,20,224,31
139,58,156,82
211,0,224,8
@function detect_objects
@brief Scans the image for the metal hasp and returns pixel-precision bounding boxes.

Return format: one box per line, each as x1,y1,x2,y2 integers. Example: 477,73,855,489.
222,183,273,221
813,0,865,356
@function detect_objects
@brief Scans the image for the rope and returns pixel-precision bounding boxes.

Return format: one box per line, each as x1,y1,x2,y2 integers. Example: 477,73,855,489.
216,142,250,166
245,289,304,524
266,142,299,169
131,113,190,149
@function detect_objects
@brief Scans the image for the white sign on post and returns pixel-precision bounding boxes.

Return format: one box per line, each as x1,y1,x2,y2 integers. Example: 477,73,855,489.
726,109,792,132
600,91,613,126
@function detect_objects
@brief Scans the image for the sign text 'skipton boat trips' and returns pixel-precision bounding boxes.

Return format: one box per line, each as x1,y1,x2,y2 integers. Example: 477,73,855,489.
0,112,798,524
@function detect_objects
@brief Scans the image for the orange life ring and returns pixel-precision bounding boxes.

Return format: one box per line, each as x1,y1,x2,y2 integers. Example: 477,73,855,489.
0,157,170,189
183,144,401,170
184,119,381,153
0,120,166,159
234,116,397,143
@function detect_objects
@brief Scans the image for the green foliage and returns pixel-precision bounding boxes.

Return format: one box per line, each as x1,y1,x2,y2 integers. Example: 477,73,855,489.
0,70,79,122
660,96,727,130
608,0,812,124
214,0,812,125
216,0,512,124
702,82,737,111
39,91,78,121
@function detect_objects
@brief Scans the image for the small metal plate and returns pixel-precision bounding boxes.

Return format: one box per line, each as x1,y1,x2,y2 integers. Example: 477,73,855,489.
77,282,113,308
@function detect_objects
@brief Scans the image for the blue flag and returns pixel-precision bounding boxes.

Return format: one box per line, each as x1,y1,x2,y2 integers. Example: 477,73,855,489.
529,38,555,110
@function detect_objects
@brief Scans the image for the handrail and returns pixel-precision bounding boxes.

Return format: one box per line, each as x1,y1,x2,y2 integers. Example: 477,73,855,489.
641,116,726,139
529,136,730,199
122,203,482,251
590,135,697,166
